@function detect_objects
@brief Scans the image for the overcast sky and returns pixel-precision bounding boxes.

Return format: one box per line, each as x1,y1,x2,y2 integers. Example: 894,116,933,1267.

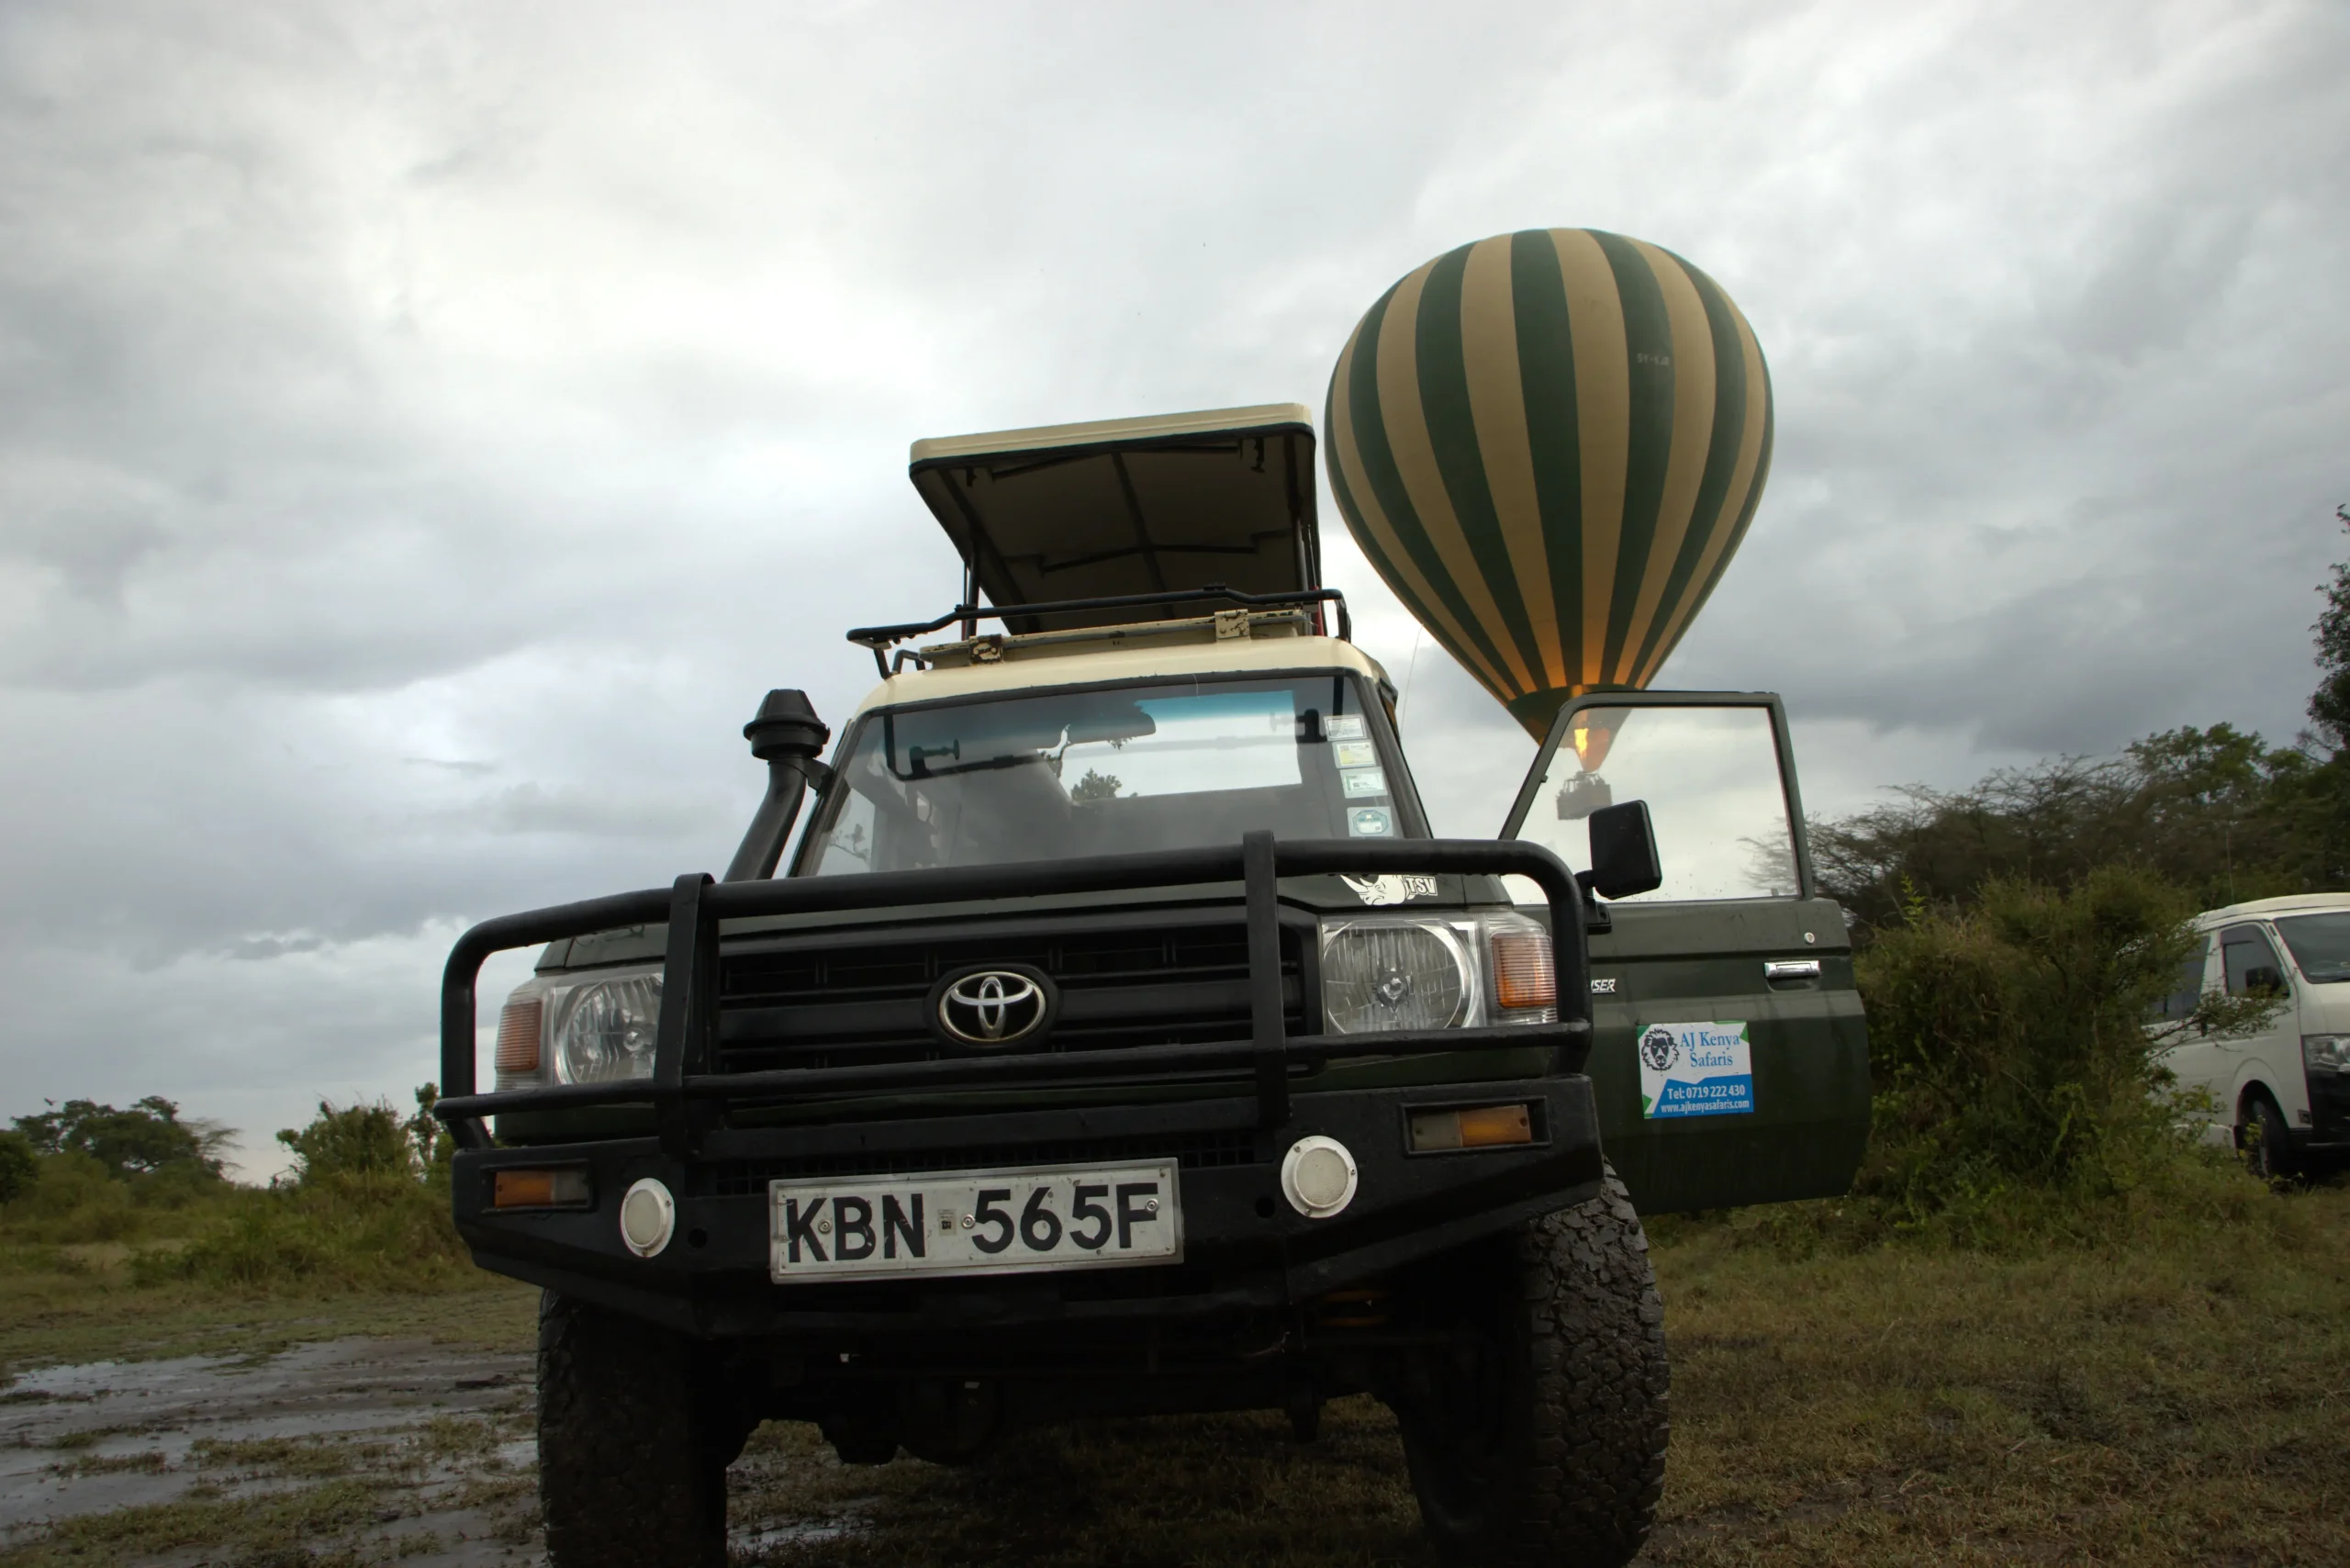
3,1,2343,1177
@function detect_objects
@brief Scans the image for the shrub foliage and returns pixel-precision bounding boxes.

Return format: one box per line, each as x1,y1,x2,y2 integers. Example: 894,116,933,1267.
1849,868,2278,1242
2,1085,474,1292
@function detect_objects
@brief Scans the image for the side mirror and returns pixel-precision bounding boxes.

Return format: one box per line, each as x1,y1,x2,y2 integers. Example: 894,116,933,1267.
2244,965,2288,997
1586,800,1662,902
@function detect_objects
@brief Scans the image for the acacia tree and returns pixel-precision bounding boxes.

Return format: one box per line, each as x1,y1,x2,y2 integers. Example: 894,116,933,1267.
10,1097,232,1181
2309,504,2350,751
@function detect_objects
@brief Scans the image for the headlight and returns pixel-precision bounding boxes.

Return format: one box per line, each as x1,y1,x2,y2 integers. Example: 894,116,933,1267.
550,970,665,1083
1317,910,1557,1034
1320,915,1472,1033
2305,1035,2350,1073
493,966,666,1091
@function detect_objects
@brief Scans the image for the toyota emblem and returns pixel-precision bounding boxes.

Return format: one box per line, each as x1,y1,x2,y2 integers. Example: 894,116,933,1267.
930,965,1056,1047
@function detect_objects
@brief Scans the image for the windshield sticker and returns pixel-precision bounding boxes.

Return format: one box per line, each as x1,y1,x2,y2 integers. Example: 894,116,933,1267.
1636,1021,1753,1118
1325,714,1365,740
1340,873,1439,906
1332,739,1379,769
1347,806,1393,837
1340,767,1388,799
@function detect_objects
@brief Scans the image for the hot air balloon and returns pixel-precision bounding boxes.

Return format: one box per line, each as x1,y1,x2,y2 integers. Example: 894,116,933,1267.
1324,228,1774,741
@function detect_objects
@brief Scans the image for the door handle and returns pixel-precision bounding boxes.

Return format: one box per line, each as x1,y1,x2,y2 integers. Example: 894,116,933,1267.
1764,959,1821,980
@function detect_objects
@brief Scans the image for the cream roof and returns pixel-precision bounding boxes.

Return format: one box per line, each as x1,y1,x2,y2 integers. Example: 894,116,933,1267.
849,633,1389,718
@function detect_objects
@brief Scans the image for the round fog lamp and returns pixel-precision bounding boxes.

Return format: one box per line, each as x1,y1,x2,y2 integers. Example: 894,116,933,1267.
1280,1136,1359,1219
619,1178,676,1258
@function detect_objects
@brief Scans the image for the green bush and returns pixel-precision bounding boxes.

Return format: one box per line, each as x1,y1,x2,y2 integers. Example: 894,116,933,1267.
3,1150,145,1243
0,1087,479,1294
275,1099,418,1183
1847,866,2277,1244
0,1128,34,1204
127,1087,473,1293
132,1174,472,1294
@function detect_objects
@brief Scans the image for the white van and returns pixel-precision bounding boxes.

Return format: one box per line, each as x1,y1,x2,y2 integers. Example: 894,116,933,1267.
2152,892,2350,1177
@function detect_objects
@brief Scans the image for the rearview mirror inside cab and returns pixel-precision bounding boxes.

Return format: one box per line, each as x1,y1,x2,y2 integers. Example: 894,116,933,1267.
1587,801,1663,902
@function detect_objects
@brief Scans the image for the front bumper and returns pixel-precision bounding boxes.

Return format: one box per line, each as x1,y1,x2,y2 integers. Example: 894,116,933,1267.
455,1073,1601,1338
2305,1069,2350,1150
435,834,1597,1343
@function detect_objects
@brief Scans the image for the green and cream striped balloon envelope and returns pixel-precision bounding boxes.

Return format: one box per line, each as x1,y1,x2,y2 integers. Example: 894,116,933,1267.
1325,229,1774,740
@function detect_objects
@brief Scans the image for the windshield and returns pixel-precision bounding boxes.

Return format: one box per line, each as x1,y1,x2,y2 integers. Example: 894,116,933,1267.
2272,913,2350,983
793,674,1409,875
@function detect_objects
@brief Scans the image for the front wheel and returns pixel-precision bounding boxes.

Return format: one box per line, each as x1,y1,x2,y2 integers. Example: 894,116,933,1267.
538,1293,737,1568
1392,1169,1671,1568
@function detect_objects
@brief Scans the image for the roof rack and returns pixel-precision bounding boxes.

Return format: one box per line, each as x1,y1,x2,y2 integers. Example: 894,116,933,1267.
845,584,1351,678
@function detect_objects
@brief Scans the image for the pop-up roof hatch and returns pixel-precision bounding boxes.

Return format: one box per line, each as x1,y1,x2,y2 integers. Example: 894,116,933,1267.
908,404,1319,632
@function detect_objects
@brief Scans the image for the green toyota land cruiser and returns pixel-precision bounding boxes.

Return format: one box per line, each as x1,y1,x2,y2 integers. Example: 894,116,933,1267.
431,407,1870,1568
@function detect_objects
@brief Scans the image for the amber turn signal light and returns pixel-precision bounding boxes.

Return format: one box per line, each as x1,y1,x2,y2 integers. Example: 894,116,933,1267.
492,1168,591,1210
496,998,543,1075
1407,1103,1535,1153
1489,932,1556,1010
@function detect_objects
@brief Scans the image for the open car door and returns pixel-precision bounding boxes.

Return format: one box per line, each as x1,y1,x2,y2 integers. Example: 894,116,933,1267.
1501,691,1872,1214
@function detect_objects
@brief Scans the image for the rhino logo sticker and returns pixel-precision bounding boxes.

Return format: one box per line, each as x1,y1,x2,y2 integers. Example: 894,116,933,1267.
1340,873,1440,907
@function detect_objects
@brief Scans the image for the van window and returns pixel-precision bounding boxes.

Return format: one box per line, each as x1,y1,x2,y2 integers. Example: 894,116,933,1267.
2147,940,2210,1023
2272,913,2350,984
2220,925,2288,998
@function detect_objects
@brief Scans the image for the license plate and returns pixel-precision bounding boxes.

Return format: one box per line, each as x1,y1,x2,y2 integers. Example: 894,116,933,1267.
767,1160,1183,1282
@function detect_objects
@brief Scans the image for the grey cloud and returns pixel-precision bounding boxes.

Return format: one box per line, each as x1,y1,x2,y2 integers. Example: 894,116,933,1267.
0,0,2343,1176
449,781,732,840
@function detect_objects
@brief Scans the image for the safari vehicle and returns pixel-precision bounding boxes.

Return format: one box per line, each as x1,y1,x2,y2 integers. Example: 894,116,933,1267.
431,406,1871,1568
2152,893,2350,1179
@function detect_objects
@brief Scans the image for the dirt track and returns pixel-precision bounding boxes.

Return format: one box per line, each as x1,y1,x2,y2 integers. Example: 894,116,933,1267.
2,1338,541,1563
0,1338,1439,1567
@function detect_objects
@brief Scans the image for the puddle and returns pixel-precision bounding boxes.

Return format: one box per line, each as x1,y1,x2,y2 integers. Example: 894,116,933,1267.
0,1337,537,1559
0,1337,869,1564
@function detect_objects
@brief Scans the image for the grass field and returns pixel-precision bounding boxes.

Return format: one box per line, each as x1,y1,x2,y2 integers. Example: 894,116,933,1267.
3,1169,2343,1566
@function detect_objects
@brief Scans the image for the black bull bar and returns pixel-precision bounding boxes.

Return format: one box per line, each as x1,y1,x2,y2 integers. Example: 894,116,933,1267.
432,834,1593,1156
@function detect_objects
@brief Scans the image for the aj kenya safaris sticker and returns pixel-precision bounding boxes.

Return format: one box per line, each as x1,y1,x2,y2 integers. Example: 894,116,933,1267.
1636,1021,1754,1119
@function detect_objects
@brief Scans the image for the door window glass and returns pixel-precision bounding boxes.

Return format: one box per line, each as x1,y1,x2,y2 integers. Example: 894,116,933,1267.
1511,705,1796,902
2271,913,2350,983
2147,940,2211,1023
2221,925,2288,998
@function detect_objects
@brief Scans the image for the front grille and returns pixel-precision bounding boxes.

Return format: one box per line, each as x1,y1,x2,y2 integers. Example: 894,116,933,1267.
713,908,1310,1076
700,1126,1263,1196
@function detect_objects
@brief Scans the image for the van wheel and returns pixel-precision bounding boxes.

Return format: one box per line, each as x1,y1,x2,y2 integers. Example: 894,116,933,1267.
1391,1168,1670,1568
538,1293,735,1568
2243,1094,2299,1182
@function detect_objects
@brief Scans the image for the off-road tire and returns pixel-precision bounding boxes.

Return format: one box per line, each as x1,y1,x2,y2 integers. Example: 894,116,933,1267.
1395,1168,1670,1568
2244,1093,2299,1182
538,1292,731,1568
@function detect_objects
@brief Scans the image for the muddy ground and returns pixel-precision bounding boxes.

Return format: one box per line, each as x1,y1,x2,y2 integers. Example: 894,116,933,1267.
1,1337,542,1565
0,1335,1440,1567
5,1175,2346,1567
